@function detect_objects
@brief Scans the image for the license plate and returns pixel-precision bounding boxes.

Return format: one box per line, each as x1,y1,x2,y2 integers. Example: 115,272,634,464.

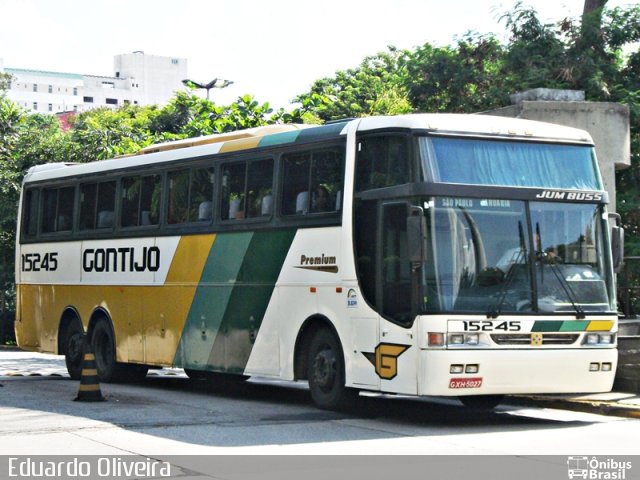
449,377,483,389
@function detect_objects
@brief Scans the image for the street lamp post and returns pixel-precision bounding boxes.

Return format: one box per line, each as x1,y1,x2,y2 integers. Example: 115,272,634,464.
182,78,234,99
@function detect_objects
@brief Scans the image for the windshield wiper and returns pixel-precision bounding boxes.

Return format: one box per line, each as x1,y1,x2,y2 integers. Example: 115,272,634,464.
487,221,527,319
536,222,586,320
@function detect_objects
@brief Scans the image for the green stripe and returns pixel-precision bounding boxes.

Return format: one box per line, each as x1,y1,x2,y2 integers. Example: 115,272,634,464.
559,320,590,331
207,229,296,373
531,321,562,332
173,232,254,369
174,230,296,372
258,130,301,147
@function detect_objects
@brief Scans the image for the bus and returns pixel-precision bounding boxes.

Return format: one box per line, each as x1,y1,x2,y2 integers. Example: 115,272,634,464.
15,114,624,410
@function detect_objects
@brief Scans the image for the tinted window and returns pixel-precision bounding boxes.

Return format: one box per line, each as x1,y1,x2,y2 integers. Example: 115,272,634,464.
282,147,344,216
79,181,116,230
121,175,161,227
355,135,410,192
41,186,74,233
22,189,40,237
221,159,273,220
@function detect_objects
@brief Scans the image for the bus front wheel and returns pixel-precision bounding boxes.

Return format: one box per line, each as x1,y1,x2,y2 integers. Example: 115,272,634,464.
307,328,357,410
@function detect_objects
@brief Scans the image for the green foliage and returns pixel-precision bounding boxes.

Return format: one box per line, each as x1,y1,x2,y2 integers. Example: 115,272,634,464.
295,47,413,121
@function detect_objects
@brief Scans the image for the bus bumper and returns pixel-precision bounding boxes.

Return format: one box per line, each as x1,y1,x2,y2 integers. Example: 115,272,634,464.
419,348,617,396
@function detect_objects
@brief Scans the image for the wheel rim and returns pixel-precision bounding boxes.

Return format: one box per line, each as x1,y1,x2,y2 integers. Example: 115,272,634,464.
312,347,337,393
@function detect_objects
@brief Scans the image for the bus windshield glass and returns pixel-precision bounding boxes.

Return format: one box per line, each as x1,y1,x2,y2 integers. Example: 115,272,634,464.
419,136,602,190
423,198,613,314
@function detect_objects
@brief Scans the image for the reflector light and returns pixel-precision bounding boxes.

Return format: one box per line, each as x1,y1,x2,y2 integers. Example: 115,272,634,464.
449,334,464,345
601,363,612,372
465,364,479,374
428,332,445,346
450,364,464,374
589,362,600,372
465,333,479,345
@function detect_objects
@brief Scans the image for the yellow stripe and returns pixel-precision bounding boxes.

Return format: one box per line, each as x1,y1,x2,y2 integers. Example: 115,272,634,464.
78,384,101,392
165,234,215,284
81,369,98,376
83,353,95,361
587,320,614,331
219,137,261,153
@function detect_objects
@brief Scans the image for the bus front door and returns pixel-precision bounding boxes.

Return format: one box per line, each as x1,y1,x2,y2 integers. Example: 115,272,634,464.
376,202,418,395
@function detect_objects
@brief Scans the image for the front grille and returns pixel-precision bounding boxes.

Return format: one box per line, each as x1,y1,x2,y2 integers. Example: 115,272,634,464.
491,333,580,345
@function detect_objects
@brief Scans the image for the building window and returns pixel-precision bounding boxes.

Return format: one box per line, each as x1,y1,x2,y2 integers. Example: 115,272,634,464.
48,104,53,112
48,85,52,93
105,98,118,105
32,102,37,111
73,87,78,96
33,84,38,92
171,59,179,65
83,96,94,103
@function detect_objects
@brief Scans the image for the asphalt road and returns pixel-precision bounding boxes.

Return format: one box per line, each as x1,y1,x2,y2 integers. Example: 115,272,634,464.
1,350,639,457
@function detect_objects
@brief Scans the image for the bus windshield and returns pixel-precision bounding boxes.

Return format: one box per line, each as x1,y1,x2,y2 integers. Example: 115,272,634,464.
423,197,614,314
419,136,602,190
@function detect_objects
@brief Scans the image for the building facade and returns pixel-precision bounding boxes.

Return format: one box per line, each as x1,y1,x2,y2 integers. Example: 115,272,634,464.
0,52,187,113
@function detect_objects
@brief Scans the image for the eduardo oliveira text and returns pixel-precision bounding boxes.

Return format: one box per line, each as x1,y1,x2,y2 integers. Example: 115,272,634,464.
8,457,171,478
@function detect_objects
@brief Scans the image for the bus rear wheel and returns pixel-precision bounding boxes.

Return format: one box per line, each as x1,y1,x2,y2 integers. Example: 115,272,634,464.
63,323,85,380
307,328,357,410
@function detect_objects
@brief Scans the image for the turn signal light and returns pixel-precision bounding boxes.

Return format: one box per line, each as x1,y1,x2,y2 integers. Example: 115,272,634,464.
428,333,445,346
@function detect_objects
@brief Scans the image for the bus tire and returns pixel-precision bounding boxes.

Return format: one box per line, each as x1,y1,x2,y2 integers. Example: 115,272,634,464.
307,328,357,410
459,394,504,410
63,322,85,380
91,319,149,382
91,319,118,383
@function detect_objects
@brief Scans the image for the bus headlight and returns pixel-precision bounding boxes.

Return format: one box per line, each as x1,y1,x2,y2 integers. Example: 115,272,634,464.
586,333,599,345
449,334,464,345
598,334,613,345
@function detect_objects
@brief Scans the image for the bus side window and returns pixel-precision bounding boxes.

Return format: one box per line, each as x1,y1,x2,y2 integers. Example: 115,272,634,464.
22,189,40,237
281,148,344,216
121,175,161,227
79,181,116,230
189,167,214,222
282,152,310,215
41,186,74,234
221,162,246,220
355,135,410,192
168,169,190,224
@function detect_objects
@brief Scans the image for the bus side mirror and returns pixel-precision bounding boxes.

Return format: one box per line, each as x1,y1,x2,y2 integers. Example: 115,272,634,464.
608,213,625,273
407,208,427,267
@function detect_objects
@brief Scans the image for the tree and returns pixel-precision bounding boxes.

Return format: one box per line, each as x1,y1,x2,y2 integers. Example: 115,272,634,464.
294,47,413,122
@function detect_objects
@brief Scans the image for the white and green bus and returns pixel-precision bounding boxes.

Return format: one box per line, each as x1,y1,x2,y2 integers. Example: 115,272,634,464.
15,114,623,410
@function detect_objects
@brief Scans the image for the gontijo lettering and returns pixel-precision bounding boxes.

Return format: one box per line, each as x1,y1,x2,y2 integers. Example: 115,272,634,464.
82,246,160,273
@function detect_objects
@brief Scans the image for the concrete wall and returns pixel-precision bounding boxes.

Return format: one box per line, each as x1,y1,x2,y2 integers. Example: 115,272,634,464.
487,91,630,211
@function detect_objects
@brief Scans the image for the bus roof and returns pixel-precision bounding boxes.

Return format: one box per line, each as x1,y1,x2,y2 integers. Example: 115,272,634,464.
23,114,593,184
